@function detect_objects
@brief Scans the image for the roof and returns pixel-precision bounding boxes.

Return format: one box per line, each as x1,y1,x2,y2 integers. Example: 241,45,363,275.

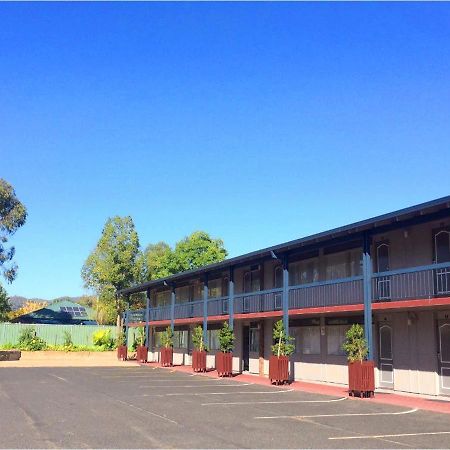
13,299,97,325
120,195,450,295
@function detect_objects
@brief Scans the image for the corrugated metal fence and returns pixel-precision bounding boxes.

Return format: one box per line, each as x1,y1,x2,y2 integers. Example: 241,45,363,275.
0,323,118,347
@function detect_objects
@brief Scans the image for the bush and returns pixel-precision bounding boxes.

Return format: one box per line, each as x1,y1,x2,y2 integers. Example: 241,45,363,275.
192,325,207,352
218,322,234,353
271,320,295,357
160,326,173,349
92,329,115,349
17,327,47,351
342,324,369,362
62,330,73,349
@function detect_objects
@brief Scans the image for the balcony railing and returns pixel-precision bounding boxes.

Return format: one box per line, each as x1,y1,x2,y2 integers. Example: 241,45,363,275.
234,288,283,314
289,276,364,309
174,300,203,319
372,262,450,301
207,296,229,316
150,305,171,321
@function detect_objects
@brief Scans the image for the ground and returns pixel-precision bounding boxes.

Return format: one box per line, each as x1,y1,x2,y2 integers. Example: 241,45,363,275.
1,363,449,448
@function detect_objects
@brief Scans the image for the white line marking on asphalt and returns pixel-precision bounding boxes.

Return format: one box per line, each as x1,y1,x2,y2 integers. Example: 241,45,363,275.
139,383,253,388
255,407,418,419
114,398,179,425
329,431,450,440
167,389,294,396
49,374,68,383
204,397,347,406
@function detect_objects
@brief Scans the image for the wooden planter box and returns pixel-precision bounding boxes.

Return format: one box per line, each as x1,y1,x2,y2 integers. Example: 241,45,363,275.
117,345,127,361
160,347,173,367
348,360,375,398
192,350,207,372
216,352,233,377
269,355,289,385
136,345,148,363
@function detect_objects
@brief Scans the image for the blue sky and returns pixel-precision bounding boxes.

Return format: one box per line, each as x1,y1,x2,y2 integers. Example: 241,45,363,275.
2,3,449,299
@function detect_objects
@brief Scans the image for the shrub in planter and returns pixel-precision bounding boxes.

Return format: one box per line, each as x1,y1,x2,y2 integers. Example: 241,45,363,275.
342,324,375,398
192,325,208,372
160,326,174,367
269,320,295,385
216,322,234,377
116,330,127,361
135,326,148,363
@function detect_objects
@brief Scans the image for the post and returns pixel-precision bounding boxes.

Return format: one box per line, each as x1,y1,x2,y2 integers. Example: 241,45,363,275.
228,266,234,330
124,308,129,348
170,287,176,332
203,276,208,347
363,232,374,360
282,255,289,337
145,289,151,348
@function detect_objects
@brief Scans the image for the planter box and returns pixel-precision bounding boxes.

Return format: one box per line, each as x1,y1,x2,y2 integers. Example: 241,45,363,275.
348,360,375,398
117,345,127,361
269,355,289,385
192,350,207,372
160,347,173,367
0,350,21,361
216,352,232,377
136,345,148,363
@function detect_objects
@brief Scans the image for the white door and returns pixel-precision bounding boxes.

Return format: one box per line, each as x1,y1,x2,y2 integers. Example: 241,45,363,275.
438,321,450,395
379,324,394,388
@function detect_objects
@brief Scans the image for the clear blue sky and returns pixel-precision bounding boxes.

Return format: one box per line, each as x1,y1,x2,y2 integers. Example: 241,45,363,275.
2,3,449,299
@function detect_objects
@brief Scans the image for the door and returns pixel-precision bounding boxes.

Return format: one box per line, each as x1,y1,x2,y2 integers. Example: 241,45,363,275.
379,324,394,388
434,230,450,296
243,325,250,371
438,320,450,395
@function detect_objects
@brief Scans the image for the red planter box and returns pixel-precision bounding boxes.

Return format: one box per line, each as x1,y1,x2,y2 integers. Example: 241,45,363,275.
348,360,375,398
117,345,127,361
216,352,233,377
269,355,289,385
136,345,148,363
160,347,173,367
192,350,207,372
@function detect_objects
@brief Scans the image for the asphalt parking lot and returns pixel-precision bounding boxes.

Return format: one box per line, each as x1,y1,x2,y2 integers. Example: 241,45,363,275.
1,365,449,448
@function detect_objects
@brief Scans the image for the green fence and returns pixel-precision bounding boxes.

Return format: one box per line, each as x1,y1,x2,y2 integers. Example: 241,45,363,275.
0,323,118,347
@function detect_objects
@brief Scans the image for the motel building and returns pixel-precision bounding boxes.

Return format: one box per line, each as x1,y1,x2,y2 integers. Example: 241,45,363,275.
121,196,450,397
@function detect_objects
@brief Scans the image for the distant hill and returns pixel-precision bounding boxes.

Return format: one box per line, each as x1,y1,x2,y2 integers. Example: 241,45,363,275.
8,295,86,311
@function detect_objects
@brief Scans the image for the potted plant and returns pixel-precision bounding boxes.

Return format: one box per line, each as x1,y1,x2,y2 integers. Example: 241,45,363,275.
135,326,148,363
160,325,174,367
116,330,127,361
342,324,375,398
216,322,234,377
192,325,208,372
269,320,295,385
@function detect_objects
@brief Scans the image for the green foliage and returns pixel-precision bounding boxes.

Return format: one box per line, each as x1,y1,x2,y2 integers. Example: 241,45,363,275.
0,179,27,283
135,242,173,282
17,326,47,351
271,320,295,357
218,322,235,353
62,330,73,348
160,325,174,349
136,326,146,346
192,325,207,352
92,329,115,349
342,324,369,363
0,284,11,322
116,329,126,347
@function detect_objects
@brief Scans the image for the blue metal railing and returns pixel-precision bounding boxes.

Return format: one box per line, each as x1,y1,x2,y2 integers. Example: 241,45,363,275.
234,288,283,314
173,300,203,319
150,305,171,321
207,296,229,316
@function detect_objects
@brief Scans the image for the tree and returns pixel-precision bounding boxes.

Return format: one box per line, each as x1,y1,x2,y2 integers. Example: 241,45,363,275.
0,179,27,283
342,324,369,362
271,320,295,357
8,299,48,321
81,216,140,324
192,325,207,352
0,284,11,322
218,322,235,353
135,241,173,282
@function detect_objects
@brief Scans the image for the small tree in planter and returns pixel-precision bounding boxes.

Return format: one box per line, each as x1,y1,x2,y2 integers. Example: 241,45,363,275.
160,326,174,367
135,326,148,363
116,330,127,361
216,322,234,377
269,320,295,385
342,324,374,398
191,325,208,372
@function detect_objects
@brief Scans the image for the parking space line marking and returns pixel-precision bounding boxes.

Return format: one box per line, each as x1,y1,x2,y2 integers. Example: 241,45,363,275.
139,383,252,388
203,397,347,406
49,374,69,383
113,398,179,425
329,431,450,440
255,407,418,419
167,389,294,396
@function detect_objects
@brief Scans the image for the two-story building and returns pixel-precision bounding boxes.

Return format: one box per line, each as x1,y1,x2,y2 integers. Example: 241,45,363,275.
121,196,450,397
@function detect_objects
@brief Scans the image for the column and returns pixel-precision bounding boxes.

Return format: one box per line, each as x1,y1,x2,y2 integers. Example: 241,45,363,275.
170,287,176,331
363,232,374,360
145,289,151,348
228,267,234,329
203,276,208,347
282,255,289,337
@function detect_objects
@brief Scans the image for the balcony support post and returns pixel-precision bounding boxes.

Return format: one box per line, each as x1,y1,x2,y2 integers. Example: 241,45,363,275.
170,287,176,332
203,276,209,346
124,294,130,348
282,255,289,337
229,267,235,330
145,289,151,349
363,233,373,360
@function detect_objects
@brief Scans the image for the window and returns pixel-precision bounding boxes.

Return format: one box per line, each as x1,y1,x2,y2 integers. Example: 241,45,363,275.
243,267,261,293
435,230,450,263
300,326,321,355
155,290,170,307
325,249,362,280
173,330,188,348
274,265,283,288
289,258,319,285
208,329,220,350
154,332,162,347
376,243,390,272
327,325,349,356
208,278,222,298
249,328,259,352
175,286,190,303
192,283,203,301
